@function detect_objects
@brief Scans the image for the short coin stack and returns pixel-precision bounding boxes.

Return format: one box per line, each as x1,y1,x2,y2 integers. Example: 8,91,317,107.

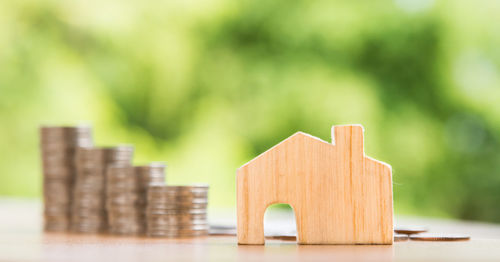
71,147,108,233
40,126,93,232
146,185,209,238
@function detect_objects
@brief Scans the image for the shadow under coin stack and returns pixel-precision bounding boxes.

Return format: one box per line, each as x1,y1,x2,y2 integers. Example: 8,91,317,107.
40,126,93,232
146,185,209,238
135,163,166,231
71,147,109,233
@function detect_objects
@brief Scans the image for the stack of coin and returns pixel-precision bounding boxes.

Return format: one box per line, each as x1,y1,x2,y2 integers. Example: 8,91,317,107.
106,148,147,235
71,147,108,233
40,126,93,232
72,146,134,233
146,185,209,238
135,162,166,190
135,163,166,232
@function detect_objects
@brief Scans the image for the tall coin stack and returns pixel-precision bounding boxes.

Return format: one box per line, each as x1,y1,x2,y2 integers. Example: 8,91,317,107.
71,147,108,233
146,185,209,238
40,126,93,232
135,163,166,231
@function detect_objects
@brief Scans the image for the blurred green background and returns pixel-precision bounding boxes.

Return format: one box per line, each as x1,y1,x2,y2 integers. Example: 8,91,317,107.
1,0,499,222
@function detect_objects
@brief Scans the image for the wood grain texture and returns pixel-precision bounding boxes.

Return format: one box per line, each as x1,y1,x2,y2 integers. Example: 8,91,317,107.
237,125,393,245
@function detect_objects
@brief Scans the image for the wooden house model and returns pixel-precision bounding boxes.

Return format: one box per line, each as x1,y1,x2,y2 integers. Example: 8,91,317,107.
236,125,393,245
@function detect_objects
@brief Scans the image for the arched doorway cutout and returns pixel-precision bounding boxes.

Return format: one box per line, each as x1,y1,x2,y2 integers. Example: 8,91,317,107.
263,203,297,242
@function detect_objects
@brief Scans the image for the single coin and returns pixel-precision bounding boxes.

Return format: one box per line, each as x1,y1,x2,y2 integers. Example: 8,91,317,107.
209,230,236,236
148,185,209,193
148,204,208,210
394,233,409,242
394,226,427,235
147,224,209,231
147,230,209,236
147,221,208,227
410,233,470,241
147,231,208,238
147,216,207,224
265,235,296,241
146,208,207,215
209,225,237,236
135,162,166,171
210,225,236,230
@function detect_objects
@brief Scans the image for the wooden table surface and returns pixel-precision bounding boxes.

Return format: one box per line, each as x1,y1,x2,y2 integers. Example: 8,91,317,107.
1,199,500,261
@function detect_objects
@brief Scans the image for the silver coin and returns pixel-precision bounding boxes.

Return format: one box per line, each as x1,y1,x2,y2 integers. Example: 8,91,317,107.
394,226,427,235
409,233,470,241
147,229,208,238
146,208,207,215
394,233,409,242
